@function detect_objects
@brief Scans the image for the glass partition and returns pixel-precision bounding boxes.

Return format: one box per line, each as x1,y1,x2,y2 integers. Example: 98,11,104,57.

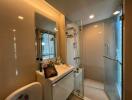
104,15,122,100
104,57,122,100
66,21,84,98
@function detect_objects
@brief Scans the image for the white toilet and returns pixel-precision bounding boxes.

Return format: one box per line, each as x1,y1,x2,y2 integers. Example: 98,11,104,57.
5,82,42,100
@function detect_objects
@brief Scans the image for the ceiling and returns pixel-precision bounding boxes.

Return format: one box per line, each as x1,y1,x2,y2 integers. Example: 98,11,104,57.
45,0,121,25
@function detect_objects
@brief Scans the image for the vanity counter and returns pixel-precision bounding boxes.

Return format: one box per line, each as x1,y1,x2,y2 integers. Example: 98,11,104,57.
36,64,74,84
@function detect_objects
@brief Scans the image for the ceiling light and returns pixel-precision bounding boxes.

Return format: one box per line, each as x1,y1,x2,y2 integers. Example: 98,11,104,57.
89,14,95,19
113,11,120,15
18,16,24,20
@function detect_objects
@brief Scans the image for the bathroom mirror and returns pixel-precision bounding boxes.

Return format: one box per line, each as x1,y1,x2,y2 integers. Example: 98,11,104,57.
35,13,57,60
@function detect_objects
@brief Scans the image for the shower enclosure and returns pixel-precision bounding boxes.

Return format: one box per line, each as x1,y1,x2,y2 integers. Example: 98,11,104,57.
104,15,122,100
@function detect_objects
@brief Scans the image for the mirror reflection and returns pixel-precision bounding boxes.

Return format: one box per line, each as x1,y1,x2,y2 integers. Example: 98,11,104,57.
35,13,57,60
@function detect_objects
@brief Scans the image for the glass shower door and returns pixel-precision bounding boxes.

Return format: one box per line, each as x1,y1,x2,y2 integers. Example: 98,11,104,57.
104,15,122,100
74,67,84,98
104,58,121,100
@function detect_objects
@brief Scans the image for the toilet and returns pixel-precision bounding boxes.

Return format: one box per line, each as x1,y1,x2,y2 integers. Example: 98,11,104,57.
5,82,42,100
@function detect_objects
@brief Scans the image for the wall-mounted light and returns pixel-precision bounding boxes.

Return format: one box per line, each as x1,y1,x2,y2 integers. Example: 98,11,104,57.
18,16,24,20
113,11,120,15
89,14,95,19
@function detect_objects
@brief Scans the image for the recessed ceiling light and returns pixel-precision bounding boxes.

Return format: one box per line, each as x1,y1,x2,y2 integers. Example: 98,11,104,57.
113,11,120,15
89,14,95,19
18,16,24,20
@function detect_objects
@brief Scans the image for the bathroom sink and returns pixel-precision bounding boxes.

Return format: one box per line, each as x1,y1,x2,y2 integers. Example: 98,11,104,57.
49,64,74,83
36,64,74,83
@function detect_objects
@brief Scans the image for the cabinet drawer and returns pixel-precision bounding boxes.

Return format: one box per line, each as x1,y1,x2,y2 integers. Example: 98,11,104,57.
52,71,74,100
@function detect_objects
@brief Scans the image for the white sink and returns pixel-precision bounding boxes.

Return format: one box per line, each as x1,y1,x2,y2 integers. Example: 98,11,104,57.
36,64,74,83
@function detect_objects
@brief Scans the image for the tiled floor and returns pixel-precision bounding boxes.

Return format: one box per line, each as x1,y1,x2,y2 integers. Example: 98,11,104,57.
68,93,91,100
68,79,109,100
84,79,109,100
67,94,83,100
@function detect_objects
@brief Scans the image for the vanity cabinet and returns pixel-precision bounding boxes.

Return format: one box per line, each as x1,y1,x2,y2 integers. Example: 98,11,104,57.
47,71,74,100
36,65,74,100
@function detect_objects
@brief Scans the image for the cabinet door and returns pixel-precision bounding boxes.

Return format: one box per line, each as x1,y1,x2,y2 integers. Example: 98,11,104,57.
52,72,74,100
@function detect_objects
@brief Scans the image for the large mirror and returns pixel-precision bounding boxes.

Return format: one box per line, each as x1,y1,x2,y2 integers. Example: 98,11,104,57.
35,13,57,60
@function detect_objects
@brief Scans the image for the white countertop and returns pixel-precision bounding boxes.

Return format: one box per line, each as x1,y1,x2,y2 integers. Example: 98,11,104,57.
36,64,74,84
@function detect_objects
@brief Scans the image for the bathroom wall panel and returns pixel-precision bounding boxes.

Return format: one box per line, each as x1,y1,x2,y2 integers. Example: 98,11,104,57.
0,1,37,99
0,20,16,99
0,0,66,99
80,22,104,82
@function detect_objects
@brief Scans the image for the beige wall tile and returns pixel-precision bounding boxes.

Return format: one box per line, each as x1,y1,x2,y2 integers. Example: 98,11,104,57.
0,0,66,99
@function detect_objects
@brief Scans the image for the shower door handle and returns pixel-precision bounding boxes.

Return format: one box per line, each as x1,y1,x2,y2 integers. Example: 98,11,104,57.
103,56,122,65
